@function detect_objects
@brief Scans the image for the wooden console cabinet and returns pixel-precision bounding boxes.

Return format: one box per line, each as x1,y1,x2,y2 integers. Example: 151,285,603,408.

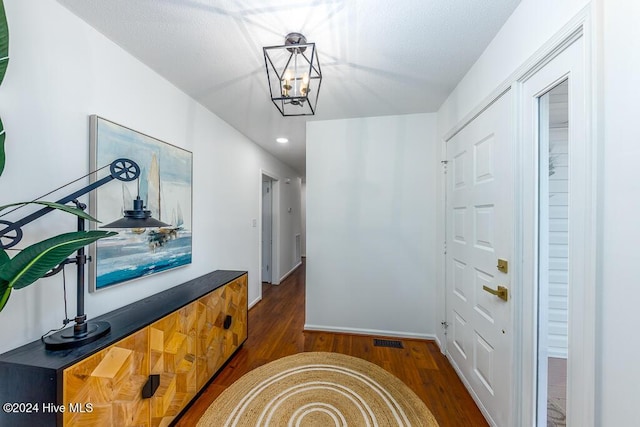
0,270,248,427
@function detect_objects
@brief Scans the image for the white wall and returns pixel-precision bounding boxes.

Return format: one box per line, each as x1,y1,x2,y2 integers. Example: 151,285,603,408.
276,175,302,281
305,113,438,338
0,0,301,354
599,0,640,424
438,0,589,136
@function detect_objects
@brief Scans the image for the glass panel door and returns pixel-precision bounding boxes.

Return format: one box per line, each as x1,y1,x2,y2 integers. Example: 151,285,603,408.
538,79,569,427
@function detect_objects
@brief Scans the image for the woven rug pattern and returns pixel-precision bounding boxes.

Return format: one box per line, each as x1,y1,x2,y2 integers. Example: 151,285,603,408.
197,352,439,426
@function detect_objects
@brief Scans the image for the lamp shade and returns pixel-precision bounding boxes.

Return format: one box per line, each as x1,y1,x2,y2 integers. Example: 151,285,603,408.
102,196,170,229
263,33,322,116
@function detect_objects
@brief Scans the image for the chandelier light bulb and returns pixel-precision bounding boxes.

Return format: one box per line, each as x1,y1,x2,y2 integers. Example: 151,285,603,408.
282,69,293,97
301,72,310,96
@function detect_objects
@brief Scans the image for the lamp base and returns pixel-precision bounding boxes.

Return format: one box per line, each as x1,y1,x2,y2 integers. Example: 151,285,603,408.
43,321,111,350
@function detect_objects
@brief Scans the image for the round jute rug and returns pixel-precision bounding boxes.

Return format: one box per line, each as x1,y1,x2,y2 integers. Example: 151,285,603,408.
197,352,439,426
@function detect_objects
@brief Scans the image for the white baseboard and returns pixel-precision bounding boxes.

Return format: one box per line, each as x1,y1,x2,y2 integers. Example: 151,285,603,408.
303,324,436,341
248,296,262,310
279,261,302,283
433,334,444,353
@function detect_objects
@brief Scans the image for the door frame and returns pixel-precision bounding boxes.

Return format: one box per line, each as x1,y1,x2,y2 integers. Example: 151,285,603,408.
515,22,595,426
440,8,596,426
261,178,273,284
259,170,280,292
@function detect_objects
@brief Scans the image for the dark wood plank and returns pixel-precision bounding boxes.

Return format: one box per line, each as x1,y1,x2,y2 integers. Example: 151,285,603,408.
175,260,487,427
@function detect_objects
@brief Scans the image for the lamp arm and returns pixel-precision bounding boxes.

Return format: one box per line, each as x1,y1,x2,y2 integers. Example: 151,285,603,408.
0,158,139,248
5,175,114,236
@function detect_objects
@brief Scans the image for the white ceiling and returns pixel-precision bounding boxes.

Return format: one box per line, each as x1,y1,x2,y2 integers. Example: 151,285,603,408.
57,0,521,175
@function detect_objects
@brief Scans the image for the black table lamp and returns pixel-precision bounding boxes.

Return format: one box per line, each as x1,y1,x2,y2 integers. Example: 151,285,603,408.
0,158,170,350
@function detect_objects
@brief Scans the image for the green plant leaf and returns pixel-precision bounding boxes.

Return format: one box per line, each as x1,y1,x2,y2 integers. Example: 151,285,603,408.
0,0,9,86
0,201,102,223
0,250,10,311
0,230,116,291
0,116,5,177
1,0,8,178
0,279,10,311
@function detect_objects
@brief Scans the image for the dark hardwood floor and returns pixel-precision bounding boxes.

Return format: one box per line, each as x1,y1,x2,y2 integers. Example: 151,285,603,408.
176,260,488,426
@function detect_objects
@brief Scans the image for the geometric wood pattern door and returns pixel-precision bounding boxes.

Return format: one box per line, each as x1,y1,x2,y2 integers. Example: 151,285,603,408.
149,304,198,427
63,329,150,427
196,286,226,390
445,92,514,426
221,274,248,361
196,275,248,390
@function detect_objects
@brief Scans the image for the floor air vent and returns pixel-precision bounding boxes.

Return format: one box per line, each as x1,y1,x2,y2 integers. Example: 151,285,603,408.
373,339,404,349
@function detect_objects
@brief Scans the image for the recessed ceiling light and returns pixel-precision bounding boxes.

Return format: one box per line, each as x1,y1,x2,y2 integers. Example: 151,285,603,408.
276,137,289,144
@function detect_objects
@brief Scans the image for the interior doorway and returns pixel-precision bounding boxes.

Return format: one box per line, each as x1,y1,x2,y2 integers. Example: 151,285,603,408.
261,175,274,284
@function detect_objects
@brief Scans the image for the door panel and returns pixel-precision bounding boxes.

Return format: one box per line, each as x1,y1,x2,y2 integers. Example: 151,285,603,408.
446,92,513,426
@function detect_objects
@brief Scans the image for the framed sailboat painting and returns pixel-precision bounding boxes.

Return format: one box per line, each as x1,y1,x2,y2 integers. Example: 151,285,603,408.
88,116,193,291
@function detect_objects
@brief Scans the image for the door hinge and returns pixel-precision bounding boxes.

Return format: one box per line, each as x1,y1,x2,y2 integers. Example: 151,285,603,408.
441,321,449,336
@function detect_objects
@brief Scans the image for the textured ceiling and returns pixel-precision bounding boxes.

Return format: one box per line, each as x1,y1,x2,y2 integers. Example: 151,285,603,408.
57,0,521,175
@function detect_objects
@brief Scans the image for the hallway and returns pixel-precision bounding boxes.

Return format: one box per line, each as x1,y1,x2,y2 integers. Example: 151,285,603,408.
177,261,487,426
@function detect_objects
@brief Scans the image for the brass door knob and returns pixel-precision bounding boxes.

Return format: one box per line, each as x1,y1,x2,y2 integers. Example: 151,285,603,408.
482,285,509,301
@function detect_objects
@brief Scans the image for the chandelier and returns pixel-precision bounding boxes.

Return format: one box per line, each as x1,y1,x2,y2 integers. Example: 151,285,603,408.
263,33,322,116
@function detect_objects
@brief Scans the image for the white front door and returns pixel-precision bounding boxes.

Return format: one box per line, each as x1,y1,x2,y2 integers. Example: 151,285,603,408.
445,92,514,426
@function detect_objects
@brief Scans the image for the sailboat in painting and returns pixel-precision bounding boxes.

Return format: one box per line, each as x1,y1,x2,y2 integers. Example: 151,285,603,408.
146,155,185,250
147,153,161,218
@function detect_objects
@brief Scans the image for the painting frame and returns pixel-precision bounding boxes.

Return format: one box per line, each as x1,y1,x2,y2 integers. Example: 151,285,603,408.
88,115,193,292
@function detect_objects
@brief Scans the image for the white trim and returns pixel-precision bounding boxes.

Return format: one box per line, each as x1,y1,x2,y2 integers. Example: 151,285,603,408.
303,324,436,341
536,88,552,426
435,135,448,354
279,261,302,283
433,334,443,353
248,296,262,310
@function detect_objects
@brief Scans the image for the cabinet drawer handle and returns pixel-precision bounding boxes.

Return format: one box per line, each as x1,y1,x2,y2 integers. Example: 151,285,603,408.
223,315,232,330
142,374,160,398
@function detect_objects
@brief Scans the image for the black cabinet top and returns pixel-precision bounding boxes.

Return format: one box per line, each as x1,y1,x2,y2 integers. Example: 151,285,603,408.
0,270,247,371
